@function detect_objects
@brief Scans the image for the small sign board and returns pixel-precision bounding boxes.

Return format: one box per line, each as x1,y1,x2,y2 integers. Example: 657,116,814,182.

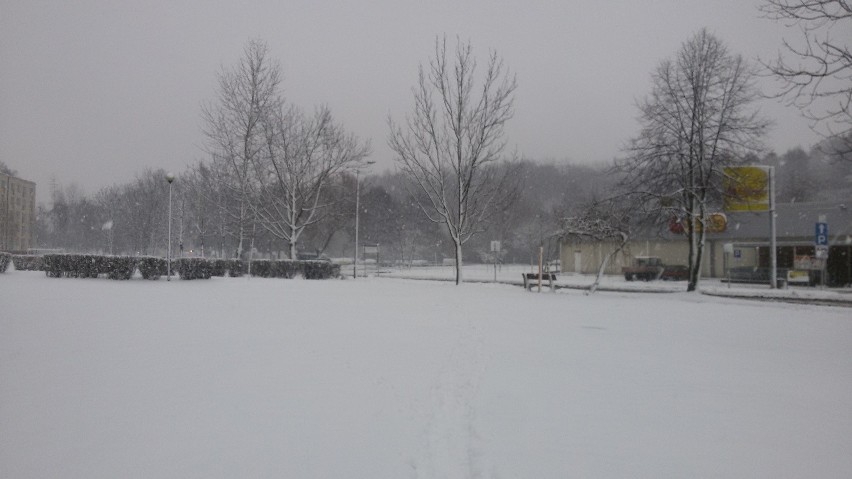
733,249,741,259
363,244,379,254
815,245,828,259
795,255,819,270
490,240,501,252
787,270,811,284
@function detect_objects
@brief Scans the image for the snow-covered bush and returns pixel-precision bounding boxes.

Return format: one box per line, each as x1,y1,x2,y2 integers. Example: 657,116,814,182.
302,260,340,279
137,257,167,280
10,255,44,271
208,259,244,277
43,254,136,279
34,255,338,281
249,260,298,278
43,254,63,277
208,259,227,277
248,260,338,279
0,252,10,273
226,259,244,277
103,256,137,280
43,254,99,278
173,258,212,280
247,260,272,278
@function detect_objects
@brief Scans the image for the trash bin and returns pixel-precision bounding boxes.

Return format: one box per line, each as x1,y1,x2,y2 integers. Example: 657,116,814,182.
776,278,787,289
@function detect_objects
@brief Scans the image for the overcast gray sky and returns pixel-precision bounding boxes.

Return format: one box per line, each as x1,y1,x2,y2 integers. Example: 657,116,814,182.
1,0,821,203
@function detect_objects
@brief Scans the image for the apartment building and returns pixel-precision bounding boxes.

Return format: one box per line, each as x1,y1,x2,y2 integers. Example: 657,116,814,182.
0,173,36,252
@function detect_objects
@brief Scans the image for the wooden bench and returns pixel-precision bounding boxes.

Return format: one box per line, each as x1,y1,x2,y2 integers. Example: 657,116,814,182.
522,272,557,291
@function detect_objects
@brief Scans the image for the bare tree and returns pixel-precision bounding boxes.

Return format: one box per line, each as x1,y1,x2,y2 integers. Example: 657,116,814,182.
557,201,632,294
180,162,224,258
619,29,769,291
201,40,368,260
41,183,104,253
296,172,351,257
103,169,171,256
388,37,518,284
202,39,282,259
252,105,369,259
761,0,852,155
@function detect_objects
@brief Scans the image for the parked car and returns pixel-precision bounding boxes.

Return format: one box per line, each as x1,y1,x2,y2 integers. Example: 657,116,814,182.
296,252,330,262
660,264,689,281
623,256,688,281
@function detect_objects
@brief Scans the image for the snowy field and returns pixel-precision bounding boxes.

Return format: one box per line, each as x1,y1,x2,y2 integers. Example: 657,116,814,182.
2,270,851,478
382,263,852,301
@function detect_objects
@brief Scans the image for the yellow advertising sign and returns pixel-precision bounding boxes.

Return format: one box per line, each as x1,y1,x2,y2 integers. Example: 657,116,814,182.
723,166,770,212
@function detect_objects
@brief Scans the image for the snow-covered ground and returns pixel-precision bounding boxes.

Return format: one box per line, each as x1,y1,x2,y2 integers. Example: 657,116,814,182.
383,263,852,302
2,270,851,478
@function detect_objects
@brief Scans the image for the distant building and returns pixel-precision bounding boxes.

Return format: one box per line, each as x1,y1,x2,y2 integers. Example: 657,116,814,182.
0,173,37,252
560,201,852,287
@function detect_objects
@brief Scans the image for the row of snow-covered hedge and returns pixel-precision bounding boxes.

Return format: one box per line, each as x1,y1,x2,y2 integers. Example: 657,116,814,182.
143,258,339,280
248,259,339,279
174,258,340,280
44,254,138,279
0,254,59,273
33,254,340,280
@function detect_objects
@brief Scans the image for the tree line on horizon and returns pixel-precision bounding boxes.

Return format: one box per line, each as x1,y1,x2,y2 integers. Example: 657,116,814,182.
10,1,851,289
26,139,849,263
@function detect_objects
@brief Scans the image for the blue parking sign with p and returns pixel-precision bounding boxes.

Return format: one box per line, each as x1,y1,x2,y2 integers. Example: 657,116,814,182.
815,222,828,246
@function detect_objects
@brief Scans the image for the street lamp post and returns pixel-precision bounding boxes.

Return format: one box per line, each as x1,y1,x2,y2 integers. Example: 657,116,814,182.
353,161,375,279
435,242,440,267
166,172,175,281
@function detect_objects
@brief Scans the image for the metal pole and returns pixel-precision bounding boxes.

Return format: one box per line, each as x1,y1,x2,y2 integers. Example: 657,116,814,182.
178,198,183,258
538,246,543,292
819,214,828,288
166,173,174,281
354,169,360,279
769,166,777,288
352,161,375,278
726,252,731,289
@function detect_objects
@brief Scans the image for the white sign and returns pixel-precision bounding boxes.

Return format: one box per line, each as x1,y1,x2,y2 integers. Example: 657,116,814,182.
490,241,501,252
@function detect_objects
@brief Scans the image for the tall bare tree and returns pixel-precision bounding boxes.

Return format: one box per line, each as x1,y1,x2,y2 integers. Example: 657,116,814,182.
180,162,224,258
619,29,769,291
388,37,518,284
252,105,370,259
761,0,852,155
202,39,282,259
108,170,171,256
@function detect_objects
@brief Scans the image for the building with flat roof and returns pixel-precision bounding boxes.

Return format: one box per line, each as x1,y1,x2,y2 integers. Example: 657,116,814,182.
0,173,37,252
560,201,852,287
